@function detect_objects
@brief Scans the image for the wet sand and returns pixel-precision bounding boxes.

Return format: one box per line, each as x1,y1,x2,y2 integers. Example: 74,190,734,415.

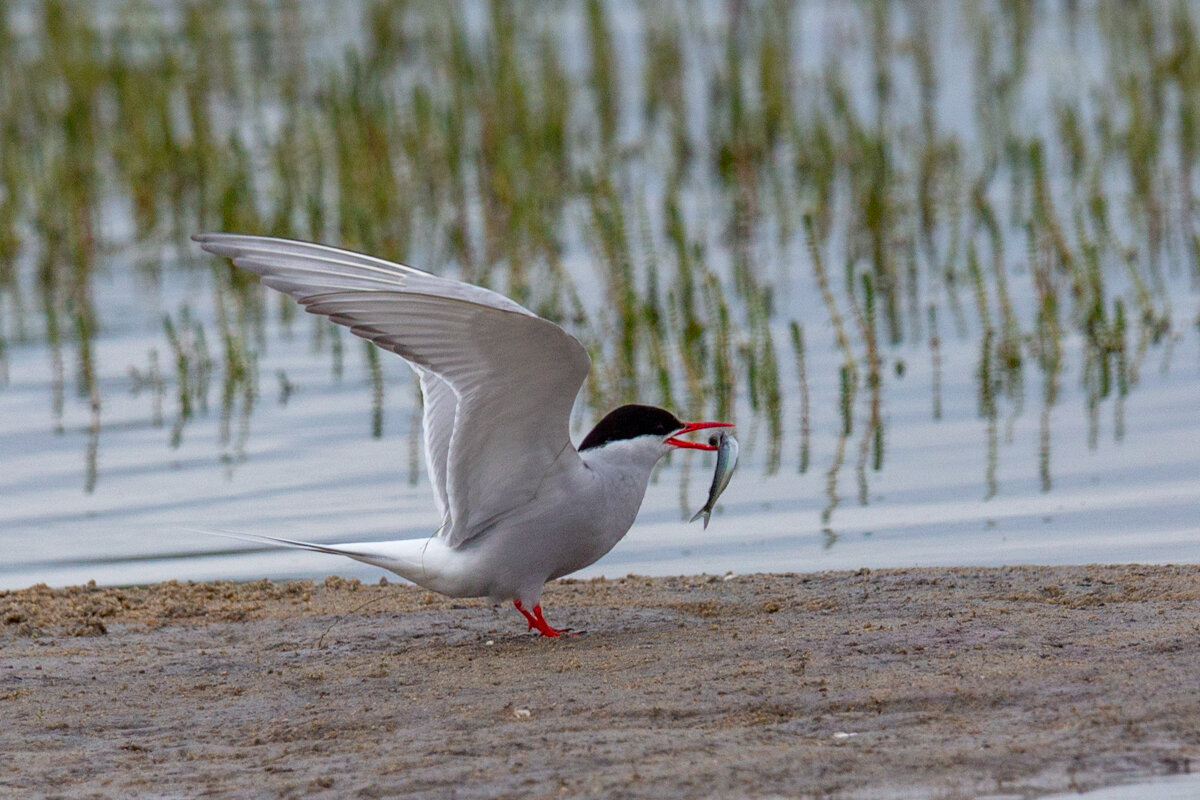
2,564,1198,799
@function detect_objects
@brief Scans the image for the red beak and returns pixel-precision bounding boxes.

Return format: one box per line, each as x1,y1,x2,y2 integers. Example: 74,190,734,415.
665,421,734,451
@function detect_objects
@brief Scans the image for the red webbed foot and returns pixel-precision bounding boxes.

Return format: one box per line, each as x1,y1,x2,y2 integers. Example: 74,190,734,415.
513,599,570,637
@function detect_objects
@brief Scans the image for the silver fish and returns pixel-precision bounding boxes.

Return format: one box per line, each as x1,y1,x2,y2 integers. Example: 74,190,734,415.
690,431,739,529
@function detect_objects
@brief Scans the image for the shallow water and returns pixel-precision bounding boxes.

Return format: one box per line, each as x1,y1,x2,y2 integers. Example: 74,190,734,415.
3,301,1197,590
1040,773,1200,800
3,2,1200,589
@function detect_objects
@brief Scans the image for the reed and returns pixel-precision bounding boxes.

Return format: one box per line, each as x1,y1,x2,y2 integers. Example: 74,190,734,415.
788,321,810,474
927,304,942,421
804,215,857,395
365,341,384,439
1113,298,1128,442
822,366,851,527
586,0,618,151
636,195,676,412
971,179,1021,392
128,348,166,429
0,1,1185,510
702,272,735,426
163,314,193,447
846,268,882,505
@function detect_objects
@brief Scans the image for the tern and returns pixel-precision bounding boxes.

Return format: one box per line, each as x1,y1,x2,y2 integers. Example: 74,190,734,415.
194,233,732,637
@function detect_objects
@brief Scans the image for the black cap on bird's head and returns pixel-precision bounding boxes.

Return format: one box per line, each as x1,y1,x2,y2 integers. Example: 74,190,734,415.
578,404,733,452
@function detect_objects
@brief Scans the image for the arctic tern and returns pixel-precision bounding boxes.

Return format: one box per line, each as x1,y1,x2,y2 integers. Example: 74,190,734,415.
194,233,733,637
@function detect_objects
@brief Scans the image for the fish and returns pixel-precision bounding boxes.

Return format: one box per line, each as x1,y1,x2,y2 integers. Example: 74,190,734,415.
690,430,739,529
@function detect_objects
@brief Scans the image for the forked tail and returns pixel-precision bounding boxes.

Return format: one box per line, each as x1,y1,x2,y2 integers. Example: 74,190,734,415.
189,527,470,597
189,528,417,573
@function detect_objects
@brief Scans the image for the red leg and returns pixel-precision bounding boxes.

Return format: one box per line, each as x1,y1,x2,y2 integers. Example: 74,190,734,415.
513,599,564,637
513,598,538,631
531,605,566,637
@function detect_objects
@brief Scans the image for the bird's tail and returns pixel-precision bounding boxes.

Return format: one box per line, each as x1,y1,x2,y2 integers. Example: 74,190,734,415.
188,527,414,572
188,527,465,596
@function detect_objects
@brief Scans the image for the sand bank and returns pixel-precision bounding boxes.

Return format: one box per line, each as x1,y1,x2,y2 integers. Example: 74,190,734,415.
2,564,1198,798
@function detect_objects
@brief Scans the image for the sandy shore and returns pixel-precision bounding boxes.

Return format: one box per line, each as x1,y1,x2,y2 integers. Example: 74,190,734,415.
2,564,1199,799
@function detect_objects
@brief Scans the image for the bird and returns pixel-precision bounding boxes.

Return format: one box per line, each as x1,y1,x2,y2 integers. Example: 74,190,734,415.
193,233,732,637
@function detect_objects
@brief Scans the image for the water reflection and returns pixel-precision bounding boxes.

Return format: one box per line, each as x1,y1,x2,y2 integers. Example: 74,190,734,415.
0,1,1192,541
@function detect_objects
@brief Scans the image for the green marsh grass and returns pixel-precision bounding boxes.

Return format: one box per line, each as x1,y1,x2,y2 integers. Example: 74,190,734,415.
788,321,810,474
0,1,1189,524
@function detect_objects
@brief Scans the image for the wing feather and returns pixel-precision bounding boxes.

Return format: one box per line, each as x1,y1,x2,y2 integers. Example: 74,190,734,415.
415,368,455,526
193,233,591,548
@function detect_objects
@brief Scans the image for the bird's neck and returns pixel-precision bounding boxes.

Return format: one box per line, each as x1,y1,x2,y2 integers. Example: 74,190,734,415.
576,439,665,557
578,438,664,514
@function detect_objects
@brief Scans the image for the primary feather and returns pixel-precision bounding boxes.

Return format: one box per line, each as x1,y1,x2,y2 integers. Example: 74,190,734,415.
192,233,591,548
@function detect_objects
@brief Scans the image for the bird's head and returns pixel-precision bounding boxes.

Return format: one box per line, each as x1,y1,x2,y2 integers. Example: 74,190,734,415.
579,404,733,463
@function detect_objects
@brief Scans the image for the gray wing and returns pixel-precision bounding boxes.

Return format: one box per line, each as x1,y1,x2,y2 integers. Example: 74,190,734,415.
193,233,591,547
414,367,455,527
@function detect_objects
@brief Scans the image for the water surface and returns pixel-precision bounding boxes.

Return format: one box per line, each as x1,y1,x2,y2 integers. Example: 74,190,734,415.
2,2,1199,588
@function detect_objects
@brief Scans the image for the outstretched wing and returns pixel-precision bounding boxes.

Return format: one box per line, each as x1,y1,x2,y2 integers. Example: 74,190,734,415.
414,367,456,527
193,233,591,547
